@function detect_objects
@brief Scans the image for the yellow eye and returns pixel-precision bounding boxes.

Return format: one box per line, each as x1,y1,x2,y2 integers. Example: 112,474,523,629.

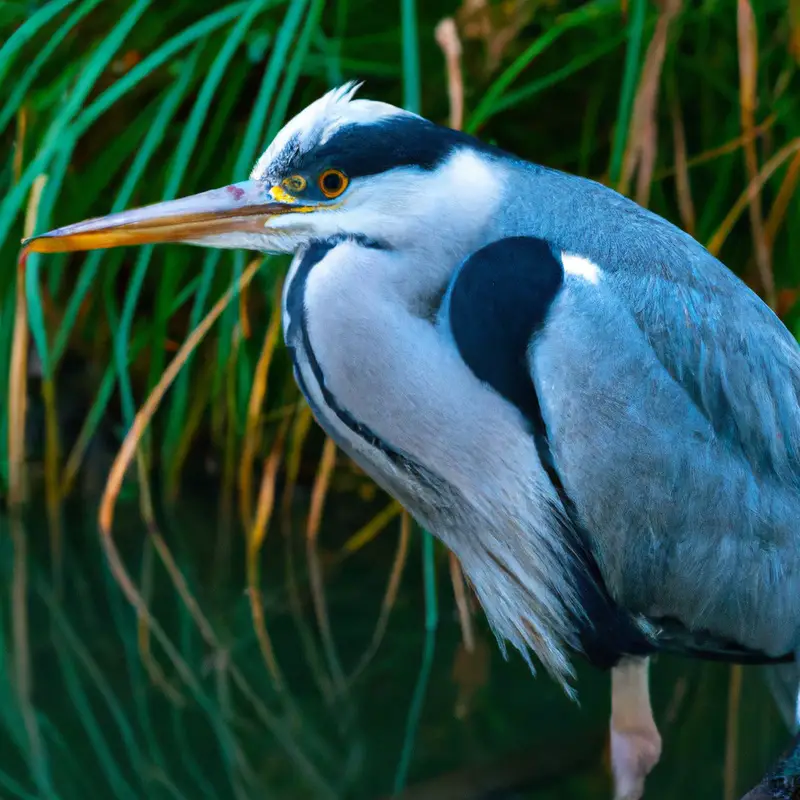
318,168,349,199
283,175,307,193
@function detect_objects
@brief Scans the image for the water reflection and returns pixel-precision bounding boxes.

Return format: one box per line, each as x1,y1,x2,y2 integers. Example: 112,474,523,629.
0,481,789,799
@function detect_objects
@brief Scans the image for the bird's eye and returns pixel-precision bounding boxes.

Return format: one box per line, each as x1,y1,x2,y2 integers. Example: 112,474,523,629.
283,175,307,193
319,168,349,199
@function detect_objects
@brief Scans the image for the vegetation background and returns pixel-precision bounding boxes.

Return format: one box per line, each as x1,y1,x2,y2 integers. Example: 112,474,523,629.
1,0,799,797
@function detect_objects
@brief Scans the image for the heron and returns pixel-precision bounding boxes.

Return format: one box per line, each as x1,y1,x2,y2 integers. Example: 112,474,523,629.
23,82,800,799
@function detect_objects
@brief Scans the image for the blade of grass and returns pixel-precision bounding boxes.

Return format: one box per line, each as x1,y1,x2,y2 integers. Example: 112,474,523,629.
213,0,315,451
707,137,800,257
764,150,800,249
401,0,420,114
466,0,618,133
737,0,774,307
113,0,269,435
609,0,647,187
164,0,306,470
246,416,290,694
393,523,438,794
724,664,743,800
281,403,336,706
619,0,682,205
0,0,103,133
51,630,140,800
669,78,696,237
0,290,17,489
239,274,283,532
306,437,348,700
0,0,152,249
9,176,46,508
347,511,411,685
487,31,626,119
13,104,26,182
449,551,475,653
435,18,463,131
52,42,203,365
337,501,403,557
0,0,77,89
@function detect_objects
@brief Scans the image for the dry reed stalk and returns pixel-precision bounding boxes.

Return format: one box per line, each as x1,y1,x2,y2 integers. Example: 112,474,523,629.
306,437,349,697
619,0,682,206
737,0,775,308
246,416,291,692
708,137,800,257
239,279,283,532
724,664,743,800
436,11,476,656
347,510,412,684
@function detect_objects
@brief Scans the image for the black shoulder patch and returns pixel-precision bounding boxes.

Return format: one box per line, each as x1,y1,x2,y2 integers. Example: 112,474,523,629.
447,237,659,669
447,236,563,429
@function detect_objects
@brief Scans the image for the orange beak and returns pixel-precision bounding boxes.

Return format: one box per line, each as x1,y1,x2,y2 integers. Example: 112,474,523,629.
22,180,300,254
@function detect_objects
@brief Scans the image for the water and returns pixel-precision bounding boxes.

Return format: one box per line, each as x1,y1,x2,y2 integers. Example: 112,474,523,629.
0,479,789,799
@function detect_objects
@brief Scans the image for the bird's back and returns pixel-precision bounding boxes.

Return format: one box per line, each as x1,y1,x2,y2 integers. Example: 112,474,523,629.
497,163,800,658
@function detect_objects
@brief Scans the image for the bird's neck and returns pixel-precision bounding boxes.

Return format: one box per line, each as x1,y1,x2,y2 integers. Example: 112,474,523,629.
288,237,528,486
285,236,586,687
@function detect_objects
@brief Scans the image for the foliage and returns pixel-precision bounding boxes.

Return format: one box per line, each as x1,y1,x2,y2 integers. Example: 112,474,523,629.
0,0,799,796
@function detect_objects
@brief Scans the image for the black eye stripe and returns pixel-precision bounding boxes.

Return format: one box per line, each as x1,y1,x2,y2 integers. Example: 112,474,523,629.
280,116,505,181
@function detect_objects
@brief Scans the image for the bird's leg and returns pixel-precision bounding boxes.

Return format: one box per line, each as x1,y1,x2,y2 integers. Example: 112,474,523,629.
610,657,661,800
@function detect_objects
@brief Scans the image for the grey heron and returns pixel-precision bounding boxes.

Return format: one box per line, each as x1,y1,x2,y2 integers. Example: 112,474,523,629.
24,82,800,799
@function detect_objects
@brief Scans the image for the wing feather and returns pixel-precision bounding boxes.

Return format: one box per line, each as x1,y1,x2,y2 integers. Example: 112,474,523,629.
532,257,800,659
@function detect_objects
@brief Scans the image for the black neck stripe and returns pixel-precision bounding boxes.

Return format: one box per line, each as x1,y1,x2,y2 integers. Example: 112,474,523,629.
285,237,415,469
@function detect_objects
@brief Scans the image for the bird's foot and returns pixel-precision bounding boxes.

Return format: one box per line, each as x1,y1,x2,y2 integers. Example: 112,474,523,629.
610,723,662,800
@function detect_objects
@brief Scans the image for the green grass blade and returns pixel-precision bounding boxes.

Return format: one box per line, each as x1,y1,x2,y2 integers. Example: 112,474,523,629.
171,611,215,800
71,2,251,138
165,0,305,465
608,0,648,187
0,289,16,488
481,29,627,120
52,44,203,365
392,6,435,792
466,0,618,134
162,253,221,466
0,0,77,89
264,0,324,141
400,0,420,114
163,1,272,200
0,768,38,800
214,0,318,422
392,527,438,794
51,632,140,800
113,0,269,430
25,139,76,378
0,0,103,134
238,0,311,175
0,0,151,249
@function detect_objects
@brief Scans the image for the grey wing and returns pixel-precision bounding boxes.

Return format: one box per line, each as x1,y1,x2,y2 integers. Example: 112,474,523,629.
533,257,800,660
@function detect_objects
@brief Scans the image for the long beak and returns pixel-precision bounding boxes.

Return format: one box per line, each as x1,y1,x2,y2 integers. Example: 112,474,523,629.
22,180,301,254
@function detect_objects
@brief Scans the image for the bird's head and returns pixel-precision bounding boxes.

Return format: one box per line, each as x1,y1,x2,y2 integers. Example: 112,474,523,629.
24,82,507,261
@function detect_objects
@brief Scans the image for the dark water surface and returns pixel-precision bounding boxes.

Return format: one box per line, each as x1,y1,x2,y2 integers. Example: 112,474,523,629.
0,480,789,799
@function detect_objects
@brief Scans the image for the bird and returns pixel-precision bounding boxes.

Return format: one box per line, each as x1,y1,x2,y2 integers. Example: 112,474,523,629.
23,81,800,799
